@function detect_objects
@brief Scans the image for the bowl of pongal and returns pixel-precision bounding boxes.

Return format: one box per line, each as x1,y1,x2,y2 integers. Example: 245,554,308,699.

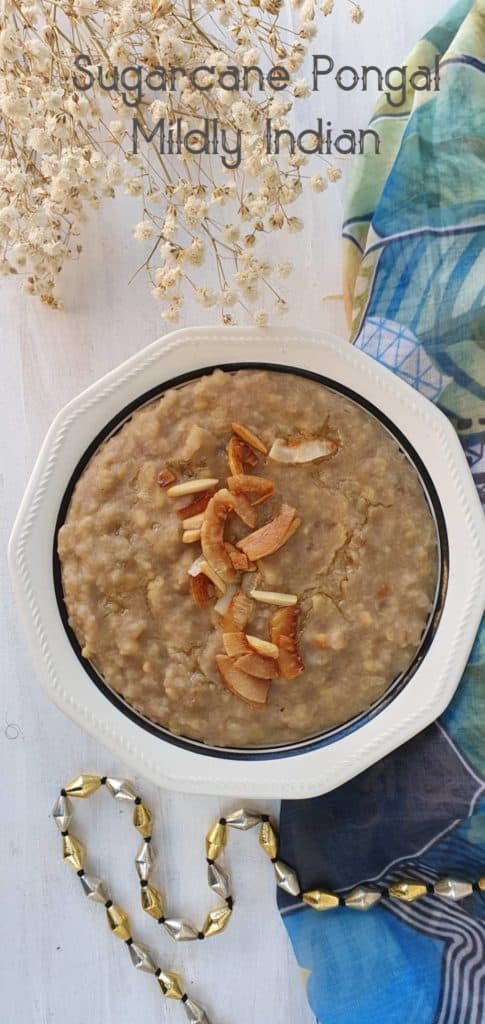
9,327,485,797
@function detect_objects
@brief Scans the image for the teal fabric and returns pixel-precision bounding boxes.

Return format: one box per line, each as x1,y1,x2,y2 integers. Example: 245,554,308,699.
279,3,485,1021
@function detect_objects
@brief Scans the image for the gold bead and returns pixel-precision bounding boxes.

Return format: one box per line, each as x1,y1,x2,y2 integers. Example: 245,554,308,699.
133,802,153,838
157,970,184,1000
64,775,102,798
477,876,485,892
106,903,131,940
388,880,427,902
202,904,232,937
259,820,278,860
141,883,164,919
62,834,85,872
205,821,226,861
302,889,339,911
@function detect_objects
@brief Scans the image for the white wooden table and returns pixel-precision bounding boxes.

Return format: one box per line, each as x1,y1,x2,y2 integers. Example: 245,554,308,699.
1,3,447,1021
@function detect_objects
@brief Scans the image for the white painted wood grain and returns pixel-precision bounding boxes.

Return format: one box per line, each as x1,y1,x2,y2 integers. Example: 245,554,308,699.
0,3,447,1022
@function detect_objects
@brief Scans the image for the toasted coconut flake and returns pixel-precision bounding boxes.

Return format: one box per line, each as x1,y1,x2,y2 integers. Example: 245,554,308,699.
270,605,299,638
176,488,216,520
219,589,254,632
222,632,250,657
200,489,237,584
250,590,298,606
231,422,268,454
158,468,176,487
278,634,304,679
245,635,279,658
214,583,237,615
225,542,256,573
236,503,297,561
231,490,257,528
182,512,205,530
270,606,304,679
199,559,226,594
216,655,270,707
228,474,275,506
269,437,338,464
167,477,218,498
182,529,201,544
189,574,215,608
227,435,258,476
235,653,279,679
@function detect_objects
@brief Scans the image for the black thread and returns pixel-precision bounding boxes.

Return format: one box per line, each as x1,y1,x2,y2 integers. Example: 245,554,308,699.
60,788,66,797
157,916,165,925
197,932,205,940
219,817,226,826
144,836,152,843
226,896,234,909
140,879,148,887
105,899,113,909
134,796,142,805
100,776,107,785
181,994,188,1004
125,937,133,946
206,857,214,865
77,869,85,878
261,814,270,822
61,830,69,837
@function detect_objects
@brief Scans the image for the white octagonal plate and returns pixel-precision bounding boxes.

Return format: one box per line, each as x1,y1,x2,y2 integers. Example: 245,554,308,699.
8,327,485,798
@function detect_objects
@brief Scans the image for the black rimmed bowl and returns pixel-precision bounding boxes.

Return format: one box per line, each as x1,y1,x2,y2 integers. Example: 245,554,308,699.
9,327,485,797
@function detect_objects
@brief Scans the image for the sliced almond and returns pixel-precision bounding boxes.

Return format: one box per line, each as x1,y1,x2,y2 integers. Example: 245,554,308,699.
182,512,205,530
225,542,257,573
228,474,275,506
199,559,226,594
227,435,258,476
231,422,268,455
269,437,338,464
245,635,279,658
158,467,176,487
189,574,215,608
222,632,250,657
200,489,237,584
167,477,218,498
182,529,201,543
176,488,217,520
236,503,297,561
235,653,279,679
216,655,270,708
219,589,254,632
188,554,205,577
250,590,298,606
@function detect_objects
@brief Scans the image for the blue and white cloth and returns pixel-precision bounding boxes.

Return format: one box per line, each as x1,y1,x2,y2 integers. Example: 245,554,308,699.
278,3,485,1020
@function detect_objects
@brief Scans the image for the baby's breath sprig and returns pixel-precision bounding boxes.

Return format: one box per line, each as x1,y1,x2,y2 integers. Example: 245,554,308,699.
0,0,361,321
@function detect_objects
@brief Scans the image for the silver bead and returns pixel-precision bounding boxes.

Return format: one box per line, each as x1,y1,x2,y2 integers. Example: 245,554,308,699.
273,860,301,897
344,886,382,911
135,841,154,882
207,862,230,900
128,941,157,973
434,878,473,901
163,919,199,941
80,874,109,903
52,793,72,832
183,997,211,1023
104,778,138,802
224,808,261,830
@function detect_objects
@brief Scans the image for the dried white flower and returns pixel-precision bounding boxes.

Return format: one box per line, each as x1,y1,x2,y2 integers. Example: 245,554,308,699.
310,175,328,193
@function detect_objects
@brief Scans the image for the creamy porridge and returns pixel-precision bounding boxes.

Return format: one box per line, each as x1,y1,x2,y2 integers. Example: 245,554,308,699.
58,368,438,748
